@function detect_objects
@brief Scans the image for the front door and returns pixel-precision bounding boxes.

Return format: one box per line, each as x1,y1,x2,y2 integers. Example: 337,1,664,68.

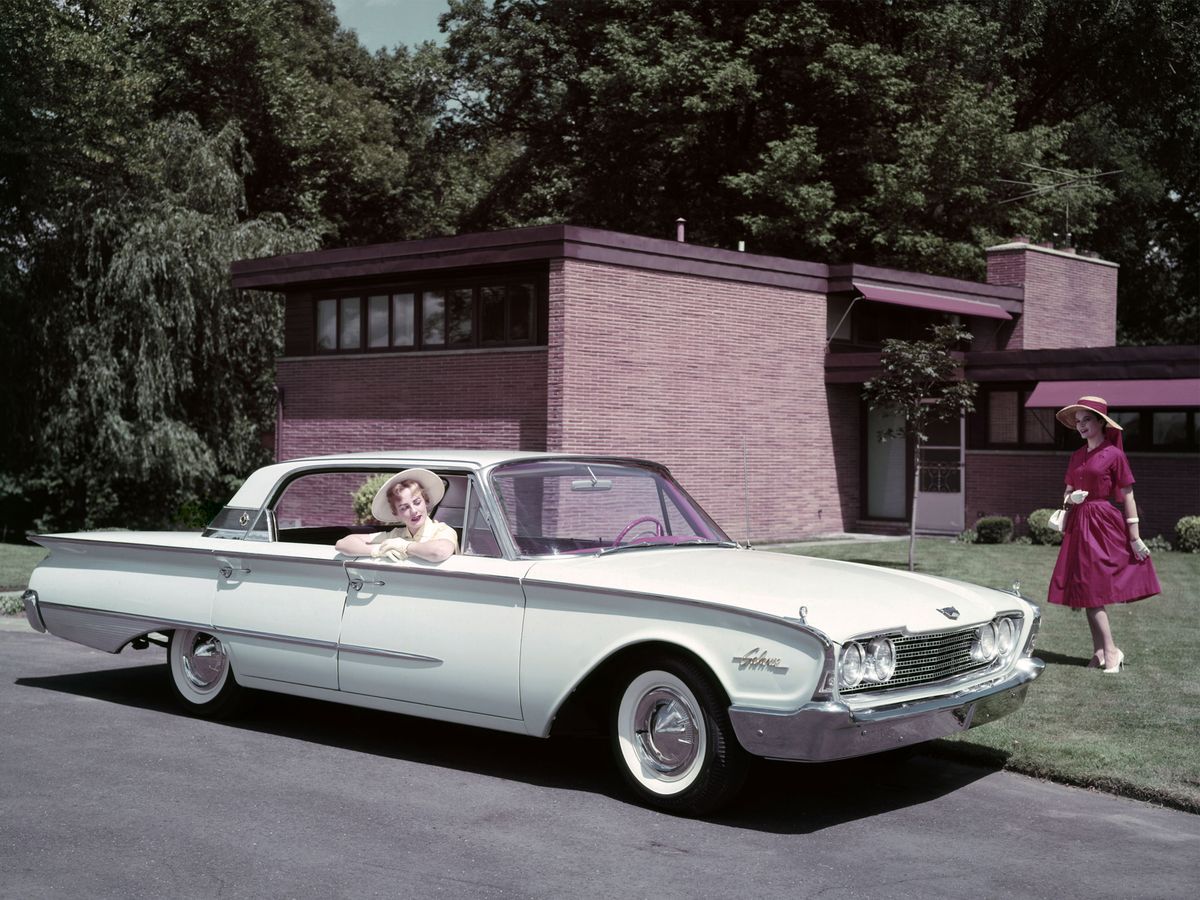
915,415,965,533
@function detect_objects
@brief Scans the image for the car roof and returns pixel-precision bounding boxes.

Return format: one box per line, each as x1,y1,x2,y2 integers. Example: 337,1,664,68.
224,450,658,509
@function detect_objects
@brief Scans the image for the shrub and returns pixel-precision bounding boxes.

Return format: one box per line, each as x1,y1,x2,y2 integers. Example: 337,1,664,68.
1027,508,1065,546
1013,535,1033,545
975,515,1014,544
1144,534,1173,553
352,474,391,525
1176,516,1200,553
955,529,977,544
0,594,23,616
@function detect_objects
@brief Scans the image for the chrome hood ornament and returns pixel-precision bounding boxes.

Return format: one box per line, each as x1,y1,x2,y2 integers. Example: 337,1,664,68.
937,606,960,620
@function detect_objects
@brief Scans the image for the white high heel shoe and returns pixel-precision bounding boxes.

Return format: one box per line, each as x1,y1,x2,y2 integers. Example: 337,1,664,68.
1102,648,1125,674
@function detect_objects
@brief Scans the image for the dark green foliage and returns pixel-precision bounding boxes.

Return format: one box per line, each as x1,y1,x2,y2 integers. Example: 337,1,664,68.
352,474,391,525
1028,508,1064,546
1176,517,1200,553
975,516,1014,544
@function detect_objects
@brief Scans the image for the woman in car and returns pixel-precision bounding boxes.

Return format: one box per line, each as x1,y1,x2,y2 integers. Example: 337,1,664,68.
335,468,458,562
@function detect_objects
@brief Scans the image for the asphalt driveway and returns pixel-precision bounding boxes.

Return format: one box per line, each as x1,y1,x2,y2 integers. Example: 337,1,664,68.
2,621,1197,900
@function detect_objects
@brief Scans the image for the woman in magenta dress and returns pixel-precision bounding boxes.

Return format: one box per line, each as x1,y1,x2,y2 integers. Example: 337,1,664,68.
1048,396,1160,673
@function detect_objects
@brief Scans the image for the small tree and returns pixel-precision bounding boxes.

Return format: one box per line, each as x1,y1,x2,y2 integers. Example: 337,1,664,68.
862,324,977,571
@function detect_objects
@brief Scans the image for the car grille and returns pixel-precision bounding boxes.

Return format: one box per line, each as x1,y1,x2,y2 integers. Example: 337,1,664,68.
840,625,994,695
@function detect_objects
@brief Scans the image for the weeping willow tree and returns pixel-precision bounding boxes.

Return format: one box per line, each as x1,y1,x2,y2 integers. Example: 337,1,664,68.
29,115,316,531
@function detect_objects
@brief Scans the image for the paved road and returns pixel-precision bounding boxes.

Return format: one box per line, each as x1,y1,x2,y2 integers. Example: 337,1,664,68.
2,623,1197,900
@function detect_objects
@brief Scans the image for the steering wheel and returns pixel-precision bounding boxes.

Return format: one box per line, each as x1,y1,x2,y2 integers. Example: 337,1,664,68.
612,515,666,547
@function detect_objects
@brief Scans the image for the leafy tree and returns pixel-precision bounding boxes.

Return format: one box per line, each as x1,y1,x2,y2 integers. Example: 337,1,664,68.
862,325,977,572
26,116,316,531
441,0,1194,337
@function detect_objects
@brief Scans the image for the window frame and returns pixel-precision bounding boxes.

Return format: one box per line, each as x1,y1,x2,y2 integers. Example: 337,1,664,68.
971,385,1200,453
312,271,547,355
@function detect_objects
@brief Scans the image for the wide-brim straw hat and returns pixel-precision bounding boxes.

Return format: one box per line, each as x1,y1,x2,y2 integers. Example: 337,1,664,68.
370,468,446,523
1055,396,1123,431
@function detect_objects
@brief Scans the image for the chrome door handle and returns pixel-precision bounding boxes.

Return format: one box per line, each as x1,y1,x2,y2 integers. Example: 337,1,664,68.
219,566,251,579
349,578,386,591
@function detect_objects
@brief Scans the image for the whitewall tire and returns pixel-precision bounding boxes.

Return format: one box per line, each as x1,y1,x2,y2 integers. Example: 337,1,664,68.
611,658,748,815
167,628,244,717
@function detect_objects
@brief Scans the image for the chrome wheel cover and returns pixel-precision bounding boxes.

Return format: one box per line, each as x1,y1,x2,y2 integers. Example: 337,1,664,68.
181,633,228,692
632,686,700,776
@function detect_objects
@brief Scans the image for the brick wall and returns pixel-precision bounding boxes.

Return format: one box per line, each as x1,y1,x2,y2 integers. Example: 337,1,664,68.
986,245,1117,349
545,258,836,542
966,450,1198,539
275,349,549,461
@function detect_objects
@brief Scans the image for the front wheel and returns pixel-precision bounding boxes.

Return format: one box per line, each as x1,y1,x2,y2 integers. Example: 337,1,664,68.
611,658,748,815
167,628,245,717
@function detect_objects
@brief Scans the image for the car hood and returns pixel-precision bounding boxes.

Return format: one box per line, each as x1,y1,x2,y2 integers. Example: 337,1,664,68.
523,547,1023,642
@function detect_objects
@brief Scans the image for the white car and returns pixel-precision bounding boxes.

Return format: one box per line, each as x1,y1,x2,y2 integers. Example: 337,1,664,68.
23,451,1043,814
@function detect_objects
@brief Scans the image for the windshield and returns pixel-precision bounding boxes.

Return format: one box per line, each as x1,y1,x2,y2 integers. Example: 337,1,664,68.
490,460,731,558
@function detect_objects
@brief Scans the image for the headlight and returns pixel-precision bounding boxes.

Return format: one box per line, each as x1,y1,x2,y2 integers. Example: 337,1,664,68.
971,622,998,662
839,641,865,689
866,637,897,682
996,617,1018,655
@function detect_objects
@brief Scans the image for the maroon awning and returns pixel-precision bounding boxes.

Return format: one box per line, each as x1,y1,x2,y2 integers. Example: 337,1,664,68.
853,280,1012,321
1025,379,1200,408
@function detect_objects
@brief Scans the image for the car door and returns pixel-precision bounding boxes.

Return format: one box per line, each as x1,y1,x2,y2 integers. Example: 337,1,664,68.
210,538,347,691
337,481,527,720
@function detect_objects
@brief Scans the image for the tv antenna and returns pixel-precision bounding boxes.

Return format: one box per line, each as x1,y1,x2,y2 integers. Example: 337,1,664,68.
996,163,1121,245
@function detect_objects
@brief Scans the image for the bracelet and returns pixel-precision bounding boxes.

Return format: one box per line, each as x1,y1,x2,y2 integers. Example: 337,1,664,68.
1126,517,1139,524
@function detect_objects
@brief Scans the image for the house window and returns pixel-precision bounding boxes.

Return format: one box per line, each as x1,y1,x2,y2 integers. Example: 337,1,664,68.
1152,411,1188,448
367,295,389,348
338,298,361,350
1023,407,1056,444
316,299,337,351
447,287,473,345
422,289,445,346
974,387,1200,452
987,391,1019,443
313,275,546,354
392,293,415,347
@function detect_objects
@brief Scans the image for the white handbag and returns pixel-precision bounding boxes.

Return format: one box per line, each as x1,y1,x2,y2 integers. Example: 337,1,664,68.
1047,508,1067,532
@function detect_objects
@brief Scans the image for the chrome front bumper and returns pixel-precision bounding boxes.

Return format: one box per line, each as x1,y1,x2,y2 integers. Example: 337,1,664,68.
729,656,1044,761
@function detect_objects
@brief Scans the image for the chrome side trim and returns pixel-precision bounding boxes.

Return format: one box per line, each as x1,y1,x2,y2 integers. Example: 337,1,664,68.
35,600,432,659
30,535,215,558
729,657,1044,761
21,590,46,633
215,625,338,652
343,563,523,587
520,577,835,649
37,602,207,654
337,644,442,664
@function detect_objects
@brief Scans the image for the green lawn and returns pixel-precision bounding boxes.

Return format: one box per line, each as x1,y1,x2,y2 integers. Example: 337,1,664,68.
780,539,1200,812
4,538,1197,810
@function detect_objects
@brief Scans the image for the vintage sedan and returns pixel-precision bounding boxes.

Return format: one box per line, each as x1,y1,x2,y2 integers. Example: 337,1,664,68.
23,451,1043,814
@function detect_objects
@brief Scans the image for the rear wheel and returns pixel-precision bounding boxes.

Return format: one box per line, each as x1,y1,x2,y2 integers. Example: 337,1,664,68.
611,657,748,815
167,628,244,717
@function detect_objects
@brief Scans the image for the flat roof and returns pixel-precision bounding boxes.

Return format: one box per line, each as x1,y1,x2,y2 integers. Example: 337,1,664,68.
230,223,1023,307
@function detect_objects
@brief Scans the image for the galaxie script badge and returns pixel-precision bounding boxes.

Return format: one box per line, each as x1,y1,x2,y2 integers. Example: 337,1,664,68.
732,647,788,673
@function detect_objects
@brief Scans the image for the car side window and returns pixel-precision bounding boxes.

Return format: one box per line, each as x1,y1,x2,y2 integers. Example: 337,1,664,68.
271,470,394,545
463,479,503,558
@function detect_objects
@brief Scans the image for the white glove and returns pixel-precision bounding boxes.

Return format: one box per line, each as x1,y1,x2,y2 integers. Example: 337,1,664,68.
371,537,411,561
1067,489,1089,505
1131,538,1150,561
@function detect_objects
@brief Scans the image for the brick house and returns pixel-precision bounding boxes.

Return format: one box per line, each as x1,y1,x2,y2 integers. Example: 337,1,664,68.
231,225,1200,543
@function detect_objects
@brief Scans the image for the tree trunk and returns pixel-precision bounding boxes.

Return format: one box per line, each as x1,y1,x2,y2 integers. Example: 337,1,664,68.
909,441,921,572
